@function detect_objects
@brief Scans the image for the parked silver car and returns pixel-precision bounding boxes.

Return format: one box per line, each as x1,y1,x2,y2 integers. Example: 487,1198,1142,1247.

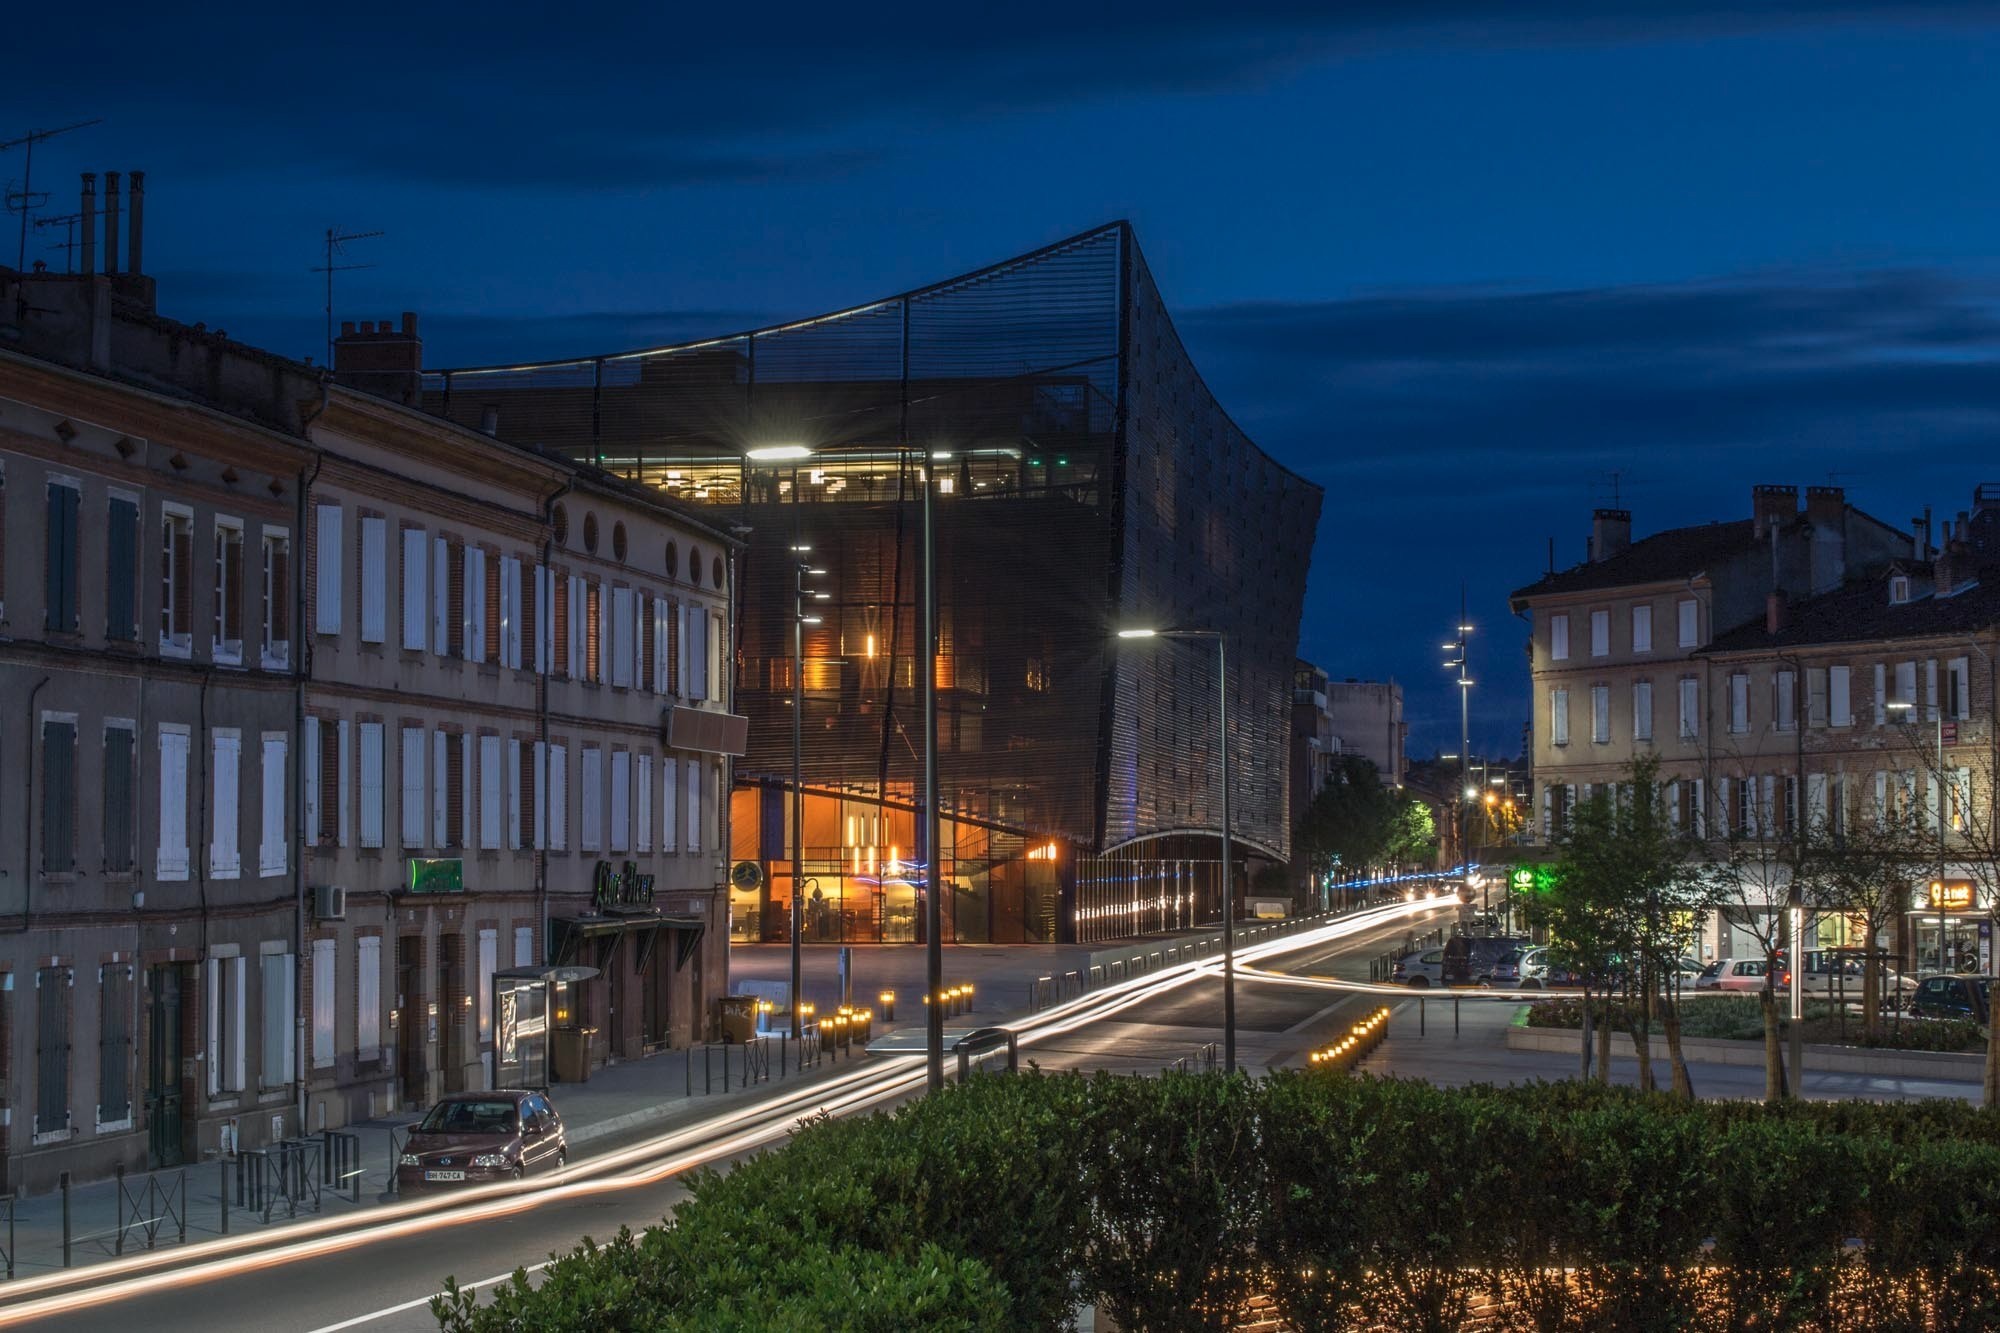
1391,948,1447,988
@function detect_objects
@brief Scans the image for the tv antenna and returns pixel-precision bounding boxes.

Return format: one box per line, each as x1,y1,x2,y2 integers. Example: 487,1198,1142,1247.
312,226,384,367
34,211,83,272
2,119,102,272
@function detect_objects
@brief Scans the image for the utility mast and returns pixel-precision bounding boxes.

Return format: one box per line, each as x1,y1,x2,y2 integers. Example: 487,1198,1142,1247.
1,119,102,271
312,226,384,366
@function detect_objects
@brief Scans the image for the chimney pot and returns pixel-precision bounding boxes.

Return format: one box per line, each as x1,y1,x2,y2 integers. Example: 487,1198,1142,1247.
127,170,145,276
1589,508,1632,564
340,321,356,337
79,173,97,277
1766,590,1787,634
401,311,418,335
102,171,121,277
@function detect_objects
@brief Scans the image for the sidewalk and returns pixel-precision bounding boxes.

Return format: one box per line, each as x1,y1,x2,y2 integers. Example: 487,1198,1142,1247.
0,1035,877,1281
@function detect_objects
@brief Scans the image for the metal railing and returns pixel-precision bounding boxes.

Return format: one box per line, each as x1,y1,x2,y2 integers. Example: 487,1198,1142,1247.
0,1191,13,1279
1368,928,1445,982
1163,1041,1221,1075
234,1139,324,1224
113,1164,186,1255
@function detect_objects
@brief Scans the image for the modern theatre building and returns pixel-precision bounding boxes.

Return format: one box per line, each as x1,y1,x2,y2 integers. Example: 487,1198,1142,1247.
419,224,1321,944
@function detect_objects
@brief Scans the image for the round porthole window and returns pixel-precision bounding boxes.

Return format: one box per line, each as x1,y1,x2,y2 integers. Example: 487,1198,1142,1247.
583,512,600,554
689,546,703,586
552,503,569,545
665,541,679,579
612,520,627,562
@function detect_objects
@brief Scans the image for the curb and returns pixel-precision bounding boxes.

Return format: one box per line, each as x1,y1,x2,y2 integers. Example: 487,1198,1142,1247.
1505,1024,1982,1080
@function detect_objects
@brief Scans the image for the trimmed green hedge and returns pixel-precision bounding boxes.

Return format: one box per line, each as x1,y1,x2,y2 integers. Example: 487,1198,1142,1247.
434,1074,2000,1332
1526,994,1988,1051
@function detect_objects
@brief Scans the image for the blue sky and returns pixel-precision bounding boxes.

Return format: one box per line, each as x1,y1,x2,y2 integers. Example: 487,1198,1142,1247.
10,2,2000,755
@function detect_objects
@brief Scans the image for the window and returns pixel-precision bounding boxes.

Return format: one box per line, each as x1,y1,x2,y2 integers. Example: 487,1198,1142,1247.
106,494,139,640
206,954,245,1095
523,562,542,673
213,520,245,663
1590,610,1610,658
161,505,194,655
356,936,382,1061
44,479,80,634
1895,661,1918,714
1830,666,1852,727
314,504,343,636
581,746,604,852
401,726,426,849
500,556,523,669
444,540,466,659
1926,659,1940,722
516,739,538,851
41,713,77,873
35,965,72,1140
1806,668,1828,728
401,527,429,651
552,503,569,546
1949,657,1971,721
688,603,709,701
1890,574,1911,604
554,573,572,679
359,722,385,849
548,743,568,851
1678,678,1699,740
583,511,599,553
661,754,679,852
477,929,497,1042
1550,688,1570,747
637,754,653,852
360,515,388,643
211,729,242,878
1775,670,1797,732
642,594,658,692
480,735,502,850
103,722,135,873
483,550,502,663
311,939,336,1070
260,950,295,1090
1631,604,1652,654
259,734,287,878
98,963,132,1128
610,749,631,853
1728,673,1750,734
1591,685,1610,744
1633,680,1653,742
689,545,703,586
610,587,633,687
1950,767,1974,832
307,717,344,847
612,521,627,561
585,582,602,683
514,926,535,968
1677,598,1698,648
442,730,464,849
1874,663,1888,726
261,529,291,669
665,541,678,580
158,724,191,880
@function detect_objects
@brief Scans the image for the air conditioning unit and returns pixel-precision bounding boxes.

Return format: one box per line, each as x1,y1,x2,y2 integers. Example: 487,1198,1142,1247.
313,884,348,921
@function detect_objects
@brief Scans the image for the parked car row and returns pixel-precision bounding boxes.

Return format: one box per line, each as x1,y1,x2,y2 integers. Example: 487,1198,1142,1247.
1392,942,1704,991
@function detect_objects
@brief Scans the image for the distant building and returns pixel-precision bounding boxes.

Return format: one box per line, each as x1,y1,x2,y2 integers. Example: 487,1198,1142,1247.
1508,482,2000,967
1291,663,1406,801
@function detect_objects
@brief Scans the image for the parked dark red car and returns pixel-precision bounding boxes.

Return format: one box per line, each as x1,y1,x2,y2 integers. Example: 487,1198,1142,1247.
396,1090,566,1190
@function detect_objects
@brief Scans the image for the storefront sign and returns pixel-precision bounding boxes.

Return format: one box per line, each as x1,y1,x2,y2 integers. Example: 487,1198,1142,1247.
407,858,465,894
593,859,657,911
1927,879,1977,911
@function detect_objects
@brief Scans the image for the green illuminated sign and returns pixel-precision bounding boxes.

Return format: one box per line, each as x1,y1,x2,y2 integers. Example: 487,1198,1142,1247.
407,858,465,895
1509,864,1556,894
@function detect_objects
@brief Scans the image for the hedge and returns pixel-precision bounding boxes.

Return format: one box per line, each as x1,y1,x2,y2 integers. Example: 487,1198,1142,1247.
433,1073,2000,1332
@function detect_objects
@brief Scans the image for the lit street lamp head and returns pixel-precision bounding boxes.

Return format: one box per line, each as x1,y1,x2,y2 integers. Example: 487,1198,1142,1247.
1116,628,1158,639
746,444,814,461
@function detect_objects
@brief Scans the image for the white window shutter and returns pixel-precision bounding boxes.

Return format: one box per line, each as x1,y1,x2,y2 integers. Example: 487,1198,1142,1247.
502,557,521,668
686,758,701,851
157,728,190,880
356,937,381,1059
479,734,499,849
314,505,343,635
635,594,647,691
611,750,631,853
402,528,428,651
567,576,583,679
460,732,474,849
549,744,568,851
211,732,242,878
312,938,336,1069
581,748,603,852
401,726,426,848
259,737,287,877
337,719,352,848
361,723,385,850
360,517,387,643
232,956,247,1095
514,926,534,968
206,958,221,1097
610,588,632,687
677,603,690,696
653,602,668,692
533,741,548,850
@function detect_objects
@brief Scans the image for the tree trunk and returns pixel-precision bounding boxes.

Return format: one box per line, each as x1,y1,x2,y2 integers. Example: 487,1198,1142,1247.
1579,983,1595,1080
1985,988,2000,1110
1662,981,1695,1099
1595,994,1613,1084
1761,984,1788,1102
1629,966,1655,1093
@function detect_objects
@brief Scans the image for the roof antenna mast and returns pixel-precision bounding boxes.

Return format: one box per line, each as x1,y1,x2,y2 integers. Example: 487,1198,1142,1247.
313,226,384,367
2,118,103,272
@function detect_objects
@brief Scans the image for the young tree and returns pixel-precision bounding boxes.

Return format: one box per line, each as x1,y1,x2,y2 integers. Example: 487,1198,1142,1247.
1795,807,1929,1038
1294,754,1395,886
1383,794,1439,871
1706,809,1800,1103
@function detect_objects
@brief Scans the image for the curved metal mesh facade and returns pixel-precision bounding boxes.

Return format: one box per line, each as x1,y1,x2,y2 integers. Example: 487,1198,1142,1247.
420,224,1320,922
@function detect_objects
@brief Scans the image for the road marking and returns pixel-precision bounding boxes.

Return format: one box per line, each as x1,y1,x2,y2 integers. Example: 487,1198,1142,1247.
1283,996,1353,1035
306,1261,554,1332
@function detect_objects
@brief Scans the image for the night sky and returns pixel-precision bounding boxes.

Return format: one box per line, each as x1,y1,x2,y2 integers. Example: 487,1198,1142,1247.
10,4,2000,758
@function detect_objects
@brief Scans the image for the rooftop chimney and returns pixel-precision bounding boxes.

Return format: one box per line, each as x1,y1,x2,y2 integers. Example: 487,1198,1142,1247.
103,171,120,276
332,310,425,407
79,173,97,276
1935,521,1976,597
1805,485,1847,595
1589,508,1632,563
1766,590,1787,634
127,170,145,276
1751,483,1799,541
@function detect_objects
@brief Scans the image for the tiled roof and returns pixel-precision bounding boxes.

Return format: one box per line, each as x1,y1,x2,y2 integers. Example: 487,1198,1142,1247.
1510,519,1758,603
1705,567,2000,653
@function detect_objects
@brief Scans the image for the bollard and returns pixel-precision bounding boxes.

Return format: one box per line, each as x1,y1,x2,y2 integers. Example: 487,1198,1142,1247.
61,1171,72,1269
704,1042,713,1094
881,990,896,1022
1420,998,1426,1037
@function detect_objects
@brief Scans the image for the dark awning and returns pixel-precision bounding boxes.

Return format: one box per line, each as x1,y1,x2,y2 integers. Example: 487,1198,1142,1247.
549,913,705,968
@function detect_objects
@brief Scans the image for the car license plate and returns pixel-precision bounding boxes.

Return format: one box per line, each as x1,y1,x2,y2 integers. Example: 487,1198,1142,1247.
425,1170,466,1182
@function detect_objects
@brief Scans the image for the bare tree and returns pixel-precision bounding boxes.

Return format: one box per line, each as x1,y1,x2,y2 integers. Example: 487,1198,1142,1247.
1795,806,1929,1038
1705,795,1799,1102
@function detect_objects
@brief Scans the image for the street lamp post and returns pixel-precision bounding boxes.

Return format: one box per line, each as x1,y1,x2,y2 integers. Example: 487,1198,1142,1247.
789,546,826,1038
1117,627,1234,1074
748,442,943,1089
1443,597,1474,875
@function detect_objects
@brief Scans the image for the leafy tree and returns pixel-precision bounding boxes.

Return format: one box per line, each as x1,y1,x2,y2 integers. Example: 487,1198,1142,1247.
1294,754,1396,884
1796,807,1929,1038
1382,793,1439,869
